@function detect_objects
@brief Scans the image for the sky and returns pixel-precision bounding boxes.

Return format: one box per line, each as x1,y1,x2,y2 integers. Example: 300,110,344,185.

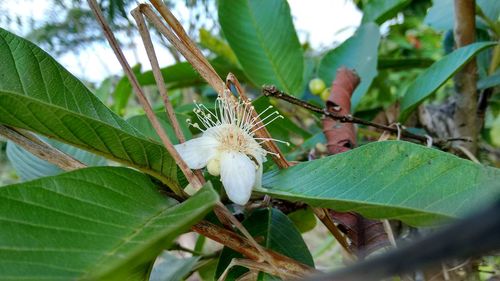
3,0,362,83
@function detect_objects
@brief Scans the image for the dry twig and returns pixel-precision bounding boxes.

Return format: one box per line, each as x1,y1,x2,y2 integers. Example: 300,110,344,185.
262,85,470,150
0,125,85,171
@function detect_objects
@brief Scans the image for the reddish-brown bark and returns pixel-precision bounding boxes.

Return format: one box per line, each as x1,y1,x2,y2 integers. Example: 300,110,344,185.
321,68,359,154
322,68,390,257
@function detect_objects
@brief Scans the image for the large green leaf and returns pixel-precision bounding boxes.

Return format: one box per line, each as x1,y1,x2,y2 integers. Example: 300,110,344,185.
0,167,218,280
258,141,500,227
215,208,313,280
0,28,181,189
361,0,411,25
399,42,496,121
218,0,304,95
318,23,380,110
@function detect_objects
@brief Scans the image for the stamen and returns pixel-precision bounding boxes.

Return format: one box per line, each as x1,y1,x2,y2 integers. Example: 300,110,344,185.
255,138,290,146
263,150,280,157
249,111,280,129
251,115,284,133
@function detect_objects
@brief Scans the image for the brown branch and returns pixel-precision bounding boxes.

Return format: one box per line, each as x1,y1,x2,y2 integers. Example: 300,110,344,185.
143,2,225,95
262,85,470,150
131,8,185,144
87,0,199,196
312,207,352,255
191,220,316,278
0,125,86,171
453,0,479,155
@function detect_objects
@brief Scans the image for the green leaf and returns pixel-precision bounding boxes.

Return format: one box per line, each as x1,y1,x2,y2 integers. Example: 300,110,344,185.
137,57,248,89
198,259,218,281
149,252,199,281
361,0,411,25
318,23,380,110
258,141,500,227
399,42,496,121
477,0,500,25
6,137,106,181
478,69,500,90
113,64,142,116
0,166,218,280
218,0,304,95
378,58,435,70
216,208,313,280
199,28,239,66
0,28,181,189
6,141,62,181
424,0,454,31
137,61,202,89
287,207,317,233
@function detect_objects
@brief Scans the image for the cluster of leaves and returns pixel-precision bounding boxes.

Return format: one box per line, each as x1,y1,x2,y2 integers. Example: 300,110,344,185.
0,0,499,280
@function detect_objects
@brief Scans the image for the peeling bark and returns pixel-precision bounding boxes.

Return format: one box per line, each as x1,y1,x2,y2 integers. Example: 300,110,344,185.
322,68,390,257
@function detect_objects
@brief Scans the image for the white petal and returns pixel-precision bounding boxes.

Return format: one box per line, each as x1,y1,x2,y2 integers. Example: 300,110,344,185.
174,136,218,169
220,151,256,205
253,161,263,189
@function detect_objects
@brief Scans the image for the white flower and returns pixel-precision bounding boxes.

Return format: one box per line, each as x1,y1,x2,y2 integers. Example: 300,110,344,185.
174,92,286,205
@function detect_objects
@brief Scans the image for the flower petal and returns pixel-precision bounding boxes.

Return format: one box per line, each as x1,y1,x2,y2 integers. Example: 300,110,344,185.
174,136,218,169
220,151,256,205
253,161,263,189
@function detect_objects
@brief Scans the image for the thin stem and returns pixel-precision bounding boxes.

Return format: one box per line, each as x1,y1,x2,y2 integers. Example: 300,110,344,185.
262,85,470,150
312,207,354,258
87,0,200,195
131,8,185,143
143,2,225,95
0,125,85,171
191,220,316,278
213,202,283,275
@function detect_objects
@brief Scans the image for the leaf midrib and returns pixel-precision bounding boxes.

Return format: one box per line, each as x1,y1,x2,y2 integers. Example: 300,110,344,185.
244,0,292,92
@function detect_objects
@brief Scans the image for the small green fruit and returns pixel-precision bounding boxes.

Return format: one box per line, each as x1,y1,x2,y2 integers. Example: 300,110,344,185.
320,87,331,101
308,78,326,95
